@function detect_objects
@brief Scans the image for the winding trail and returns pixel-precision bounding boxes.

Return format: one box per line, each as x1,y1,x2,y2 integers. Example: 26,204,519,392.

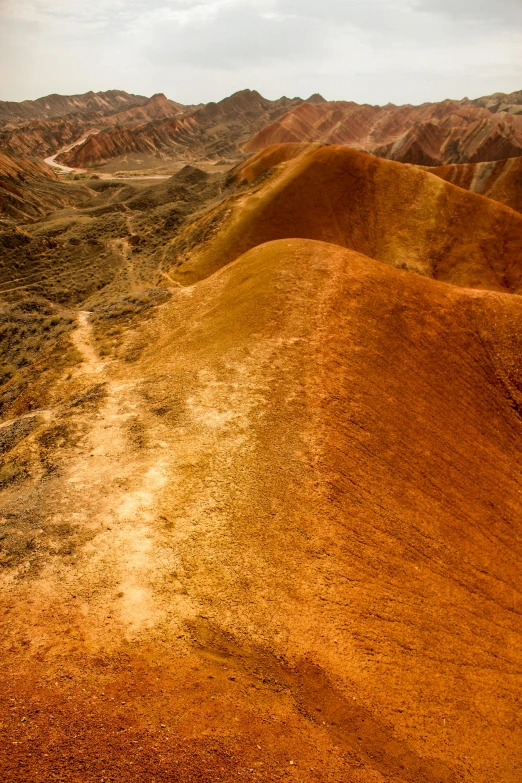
71,311,104,374
52,307,182,635
44,136,172,180
44,134,97,174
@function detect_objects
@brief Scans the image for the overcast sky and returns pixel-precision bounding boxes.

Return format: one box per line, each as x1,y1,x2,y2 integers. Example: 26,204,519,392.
0,0,521,105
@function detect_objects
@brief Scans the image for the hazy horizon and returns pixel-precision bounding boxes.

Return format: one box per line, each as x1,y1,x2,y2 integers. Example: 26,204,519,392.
1,83,521,108
1,0,521,106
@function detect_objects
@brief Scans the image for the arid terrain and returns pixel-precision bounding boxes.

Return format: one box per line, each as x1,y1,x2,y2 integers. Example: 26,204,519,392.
429,156,522,213
1,88,522,782
245,96,522,165
3,88,522,177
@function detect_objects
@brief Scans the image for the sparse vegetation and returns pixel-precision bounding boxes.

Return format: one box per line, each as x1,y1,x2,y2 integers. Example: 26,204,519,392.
0,157,238,395
0,298,75,385
90,289,170,356
0,458,28,489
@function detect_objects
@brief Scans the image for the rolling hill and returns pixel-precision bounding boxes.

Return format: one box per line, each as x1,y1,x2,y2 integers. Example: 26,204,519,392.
165,143,522,291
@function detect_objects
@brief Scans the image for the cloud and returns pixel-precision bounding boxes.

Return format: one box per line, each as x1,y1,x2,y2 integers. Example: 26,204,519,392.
413,0,522,25
141,1,328,68
140,0,522,73
0,0,520,105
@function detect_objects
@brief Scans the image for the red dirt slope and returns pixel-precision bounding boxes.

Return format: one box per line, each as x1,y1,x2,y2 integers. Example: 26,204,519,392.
167,144,522,292
0,152,88,220
2,238,521,782
245,99,522,164
58,90,303,168
0,95,184,160
430,156,522,214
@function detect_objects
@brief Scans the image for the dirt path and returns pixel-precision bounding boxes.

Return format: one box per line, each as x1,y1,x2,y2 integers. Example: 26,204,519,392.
44,138,171,180
44,134,97,174
38,306,184,638
71,310,104,374
159,270,182,287
0,408,53,430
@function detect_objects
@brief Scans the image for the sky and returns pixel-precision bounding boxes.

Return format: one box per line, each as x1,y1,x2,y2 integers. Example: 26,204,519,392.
0,0,521,105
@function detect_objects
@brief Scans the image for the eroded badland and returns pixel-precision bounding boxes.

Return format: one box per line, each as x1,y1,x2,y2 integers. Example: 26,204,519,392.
1,89,522,783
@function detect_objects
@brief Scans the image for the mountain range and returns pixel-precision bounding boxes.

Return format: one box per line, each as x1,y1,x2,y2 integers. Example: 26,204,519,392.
2,88,522,171
245,96,522,165
0,89,150,126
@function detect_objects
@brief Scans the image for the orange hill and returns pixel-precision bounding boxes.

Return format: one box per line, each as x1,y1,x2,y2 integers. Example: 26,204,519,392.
3,236,522,782
165,143,522,292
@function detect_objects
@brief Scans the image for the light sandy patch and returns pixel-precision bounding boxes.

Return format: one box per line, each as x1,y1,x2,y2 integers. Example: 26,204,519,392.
71,311,104,374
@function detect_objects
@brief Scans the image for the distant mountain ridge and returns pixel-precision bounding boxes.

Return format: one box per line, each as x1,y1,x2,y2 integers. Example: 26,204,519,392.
245,96,522,165
58,89,303,168
471,89,522,115
0,92,187,160
0,89,150,127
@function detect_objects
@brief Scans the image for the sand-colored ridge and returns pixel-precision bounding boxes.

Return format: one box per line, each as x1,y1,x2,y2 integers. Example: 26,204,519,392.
231,141,322,183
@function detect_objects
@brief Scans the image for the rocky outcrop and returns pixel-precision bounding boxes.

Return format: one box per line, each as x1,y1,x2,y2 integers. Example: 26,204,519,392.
245,98,522,165
429,156,522,213
0,152,89,220
59,90,303,168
